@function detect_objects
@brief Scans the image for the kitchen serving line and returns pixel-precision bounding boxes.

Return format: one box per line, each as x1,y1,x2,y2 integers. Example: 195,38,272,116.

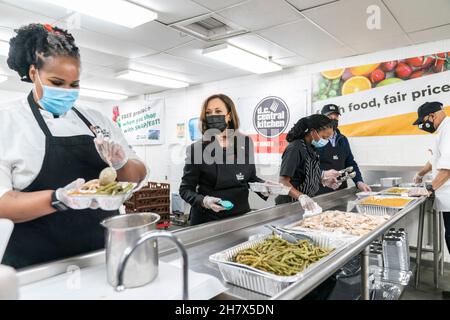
16,187,427,300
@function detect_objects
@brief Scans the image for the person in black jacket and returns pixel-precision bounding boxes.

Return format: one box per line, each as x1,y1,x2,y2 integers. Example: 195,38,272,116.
315,104,371,195
179,94,269,226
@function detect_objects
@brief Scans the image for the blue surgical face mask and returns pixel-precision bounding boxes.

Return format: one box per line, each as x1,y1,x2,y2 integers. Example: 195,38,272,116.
311,131,329,148
35,72,79,116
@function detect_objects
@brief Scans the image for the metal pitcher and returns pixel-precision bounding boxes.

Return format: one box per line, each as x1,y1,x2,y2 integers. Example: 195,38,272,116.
101,213,160,288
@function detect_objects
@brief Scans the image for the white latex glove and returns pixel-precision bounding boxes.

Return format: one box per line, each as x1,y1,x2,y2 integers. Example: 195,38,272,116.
203,196,226,213
55,178,96,210
413,173,424,184
357,181,372,192
262,180,283,197
322,169,341,181
321,170,341,189
94,135,128,170
298,194,317,211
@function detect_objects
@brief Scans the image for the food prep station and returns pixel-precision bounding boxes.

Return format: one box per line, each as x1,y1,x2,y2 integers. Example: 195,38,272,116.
15,185,429,300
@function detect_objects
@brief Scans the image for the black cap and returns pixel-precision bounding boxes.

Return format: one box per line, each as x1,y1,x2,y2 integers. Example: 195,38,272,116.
412,102,443,125
321,104,341,116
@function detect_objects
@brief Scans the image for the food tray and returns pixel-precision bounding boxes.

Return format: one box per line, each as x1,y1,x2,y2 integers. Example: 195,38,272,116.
356,195,416,216
282,211,391,242
209,234,343,296
379,187,412,196
278,225,358,248
67,182,137,211
355,191,379,199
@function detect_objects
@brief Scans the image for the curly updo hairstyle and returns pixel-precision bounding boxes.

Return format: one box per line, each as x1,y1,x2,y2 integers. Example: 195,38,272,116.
7,23,80,83
286,114,332,142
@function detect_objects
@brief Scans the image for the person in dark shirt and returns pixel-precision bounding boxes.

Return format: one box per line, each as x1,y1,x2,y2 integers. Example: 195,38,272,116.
179,94,269,226
276,114,341,211
315,104,371,195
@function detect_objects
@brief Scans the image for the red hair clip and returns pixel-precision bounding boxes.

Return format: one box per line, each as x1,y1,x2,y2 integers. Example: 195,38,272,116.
43,24,54,32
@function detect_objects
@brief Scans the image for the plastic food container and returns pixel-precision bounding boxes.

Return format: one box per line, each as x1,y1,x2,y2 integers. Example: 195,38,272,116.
67,182,137,211
248,182,291,195
356,191,379,199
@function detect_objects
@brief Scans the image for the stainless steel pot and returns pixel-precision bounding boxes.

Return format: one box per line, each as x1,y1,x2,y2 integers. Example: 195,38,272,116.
380,177,403,187
101,212,160,288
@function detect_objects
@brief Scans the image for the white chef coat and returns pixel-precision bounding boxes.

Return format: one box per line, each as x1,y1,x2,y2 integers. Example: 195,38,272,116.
432,116,450,212
0,97,144,199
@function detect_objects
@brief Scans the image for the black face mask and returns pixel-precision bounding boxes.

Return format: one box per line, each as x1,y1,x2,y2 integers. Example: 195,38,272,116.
419,120,436,133
331,119,339,130
205,115,228,132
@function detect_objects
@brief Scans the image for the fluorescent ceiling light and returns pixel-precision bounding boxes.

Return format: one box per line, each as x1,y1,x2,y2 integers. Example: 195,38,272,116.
0,75,7,83
0,40,9,57
80,88,128,100
203,43,282,74
115,70,189,89
43,0,158,28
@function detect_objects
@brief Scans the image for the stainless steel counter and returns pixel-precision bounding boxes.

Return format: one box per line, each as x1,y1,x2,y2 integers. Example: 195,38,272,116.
16,187,426,300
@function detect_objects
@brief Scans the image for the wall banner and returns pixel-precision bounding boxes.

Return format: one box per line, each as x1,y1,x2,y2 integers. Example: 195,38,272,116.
112,99,165,145
312,52,450,137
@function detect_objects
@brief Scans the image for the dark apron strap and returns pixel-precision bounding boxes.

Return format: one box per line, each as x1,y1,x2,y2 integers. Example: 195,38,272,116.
72,107,94,129
27,92,52,137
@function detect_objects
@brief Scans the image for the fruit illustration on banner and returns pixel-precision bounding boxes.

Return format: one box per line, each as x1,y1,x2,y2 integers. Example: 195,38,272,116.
395,62,413,79
321,68,345,80
376,78,403,87
381,61,397,72
341,76,372,95
312,51,449,102
349,63,380,76
370,69,385,83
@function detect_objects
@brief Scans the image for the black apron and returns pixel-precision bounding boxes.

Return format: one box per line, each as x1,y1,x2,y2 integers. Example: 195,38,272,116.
316,139,347,195
276,140,322,205
2,92,117,269
189,138,252,226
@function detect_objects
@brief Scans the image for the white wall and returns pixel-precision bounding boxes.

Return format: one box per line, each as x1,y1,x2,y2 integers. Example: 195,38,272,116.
98,39,450,200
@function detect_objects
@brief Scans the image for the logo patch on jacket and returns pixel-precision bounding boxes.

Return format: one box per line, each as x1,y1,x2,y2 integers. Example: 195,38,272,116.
333,155,339,160
236,172,245,181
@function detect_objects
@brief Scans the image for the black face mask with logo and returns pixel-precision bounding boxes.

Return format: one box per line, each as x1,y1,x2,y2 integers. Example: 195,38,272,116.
331,119,339,130
419,120,436,133
205,115,228,132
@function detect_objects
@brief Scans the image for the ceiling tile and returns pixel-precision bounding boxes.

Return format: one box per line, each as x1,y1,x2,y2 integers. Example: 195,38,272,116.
286,0,338,11
66,27,157,59
1,0,69,20
0,2,54,29
383,0,450,33
227,34,297,60
130,0,210,24
135,53,221,75
218,0,302,31
58,15,193,52
78,47,129,67
191,0,249,11
350,33,412,54
409,24,450,44
302,0,406,48
257,20,354,61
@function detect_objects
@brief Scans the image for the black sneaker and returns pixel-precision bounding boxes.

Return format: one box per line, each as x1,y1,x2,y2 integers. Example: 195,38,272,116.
442,291,450,299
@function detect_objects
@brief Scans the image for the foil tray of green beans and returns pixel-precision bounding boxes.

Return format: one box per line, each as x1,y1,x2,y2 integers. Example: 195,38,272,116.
209,234,343,296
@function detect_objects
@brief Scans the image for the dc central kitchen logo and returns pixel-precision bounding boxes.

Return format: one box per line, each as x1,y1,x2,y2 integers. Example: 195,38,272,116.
253,96,290,138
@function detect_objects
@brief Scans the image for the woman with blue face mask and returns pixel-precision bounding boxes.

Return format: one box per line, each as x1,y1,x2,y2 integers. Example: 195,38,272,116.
0,24,147,269
276,114,341,212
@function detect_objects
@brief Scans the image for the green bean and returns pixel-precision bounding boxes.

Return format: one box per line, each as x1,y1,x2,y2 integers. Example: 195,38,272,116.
233,236,333,277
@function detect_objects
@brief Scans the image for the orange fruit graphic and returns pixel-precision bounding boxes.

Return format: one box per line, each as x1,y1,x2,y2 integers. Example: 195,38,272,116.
341,76,372,95
321,68,345,80
349,63,380,76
